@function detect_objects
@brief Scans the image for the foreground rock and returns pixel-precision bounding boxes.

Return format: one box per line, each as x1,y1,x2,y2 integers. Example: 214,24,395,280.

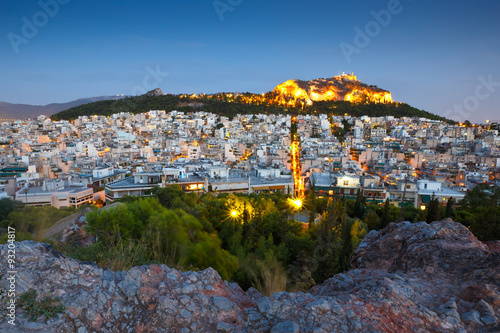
1,219,499,332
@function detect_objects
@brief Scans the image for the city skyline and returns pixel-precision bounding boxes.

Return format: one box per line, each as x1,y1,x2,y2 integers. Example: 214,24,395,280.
0,0,499,123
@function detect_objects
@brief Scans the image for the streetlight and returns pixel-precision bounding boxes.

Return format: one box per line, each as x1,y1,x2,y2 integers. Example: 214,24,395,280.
292,199,302,209
228,210,239,233
289,198,303,221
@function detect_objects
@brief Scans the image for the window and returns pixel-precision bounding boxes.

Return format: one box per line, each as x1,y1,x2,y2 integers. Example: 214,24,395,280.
344,180,349,185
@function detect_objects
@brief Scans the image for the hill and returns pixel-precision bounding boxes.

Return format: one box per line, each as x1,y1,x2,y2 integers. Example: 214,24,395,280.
51,75,451,122
0,95,126,120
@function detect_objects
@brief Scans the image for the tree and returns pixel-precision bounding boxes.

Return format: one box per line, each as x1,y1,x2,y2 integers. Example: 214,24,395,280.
288,250,316,292
321,199,342,240
1,206,76,237
380,200,391,229
350,220,368,249
426,194,441,223
339,218,353,272
242,201,250,225
305,184,317,229
454,185,500,241
444,197,454,218
310,199,343,282
364,209,380,230
0,198,20,222
152,185,186,209
352,190,366,219
85,197,238,279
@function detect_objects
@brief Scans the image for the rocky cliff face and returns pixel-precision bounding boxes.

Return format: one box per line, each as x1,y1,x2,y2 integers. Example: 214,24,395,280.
145,88,164,97
271,73,392,107
1,219,499,332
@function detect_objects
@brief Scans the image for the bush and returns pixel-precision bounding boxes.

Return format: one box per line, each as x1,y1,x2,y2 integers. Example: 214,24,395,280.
84,197,238,279
1,206,76,237
18,289,65,322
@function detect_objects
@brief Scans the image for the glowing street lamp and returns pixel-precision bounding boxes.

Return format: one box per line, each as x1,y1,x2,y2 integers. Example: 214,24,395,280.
292,199,302,209
288,198,303,222
228,209,240,234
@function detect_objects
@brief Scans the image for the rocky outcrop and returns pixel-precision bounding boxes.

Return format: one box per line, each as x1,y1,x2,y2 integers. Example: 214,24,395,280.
1,219,499,332
272,73,392,106
145,88,163,97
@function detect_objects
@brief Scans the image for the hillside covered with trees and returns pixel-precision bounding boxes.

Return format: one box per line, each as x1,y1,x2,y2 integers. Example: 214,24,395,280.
50,93,451,123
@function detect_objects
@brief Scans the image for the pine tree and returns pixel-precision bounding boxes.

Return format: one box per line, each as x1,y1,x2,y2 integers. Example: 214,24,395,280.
444,197,454,218
380,200,391,229
426,194,441,223
242,201,250,225
310,198,343,282
339,218,353,272
307,183,317,229
364,209,380,230
353,190,365,219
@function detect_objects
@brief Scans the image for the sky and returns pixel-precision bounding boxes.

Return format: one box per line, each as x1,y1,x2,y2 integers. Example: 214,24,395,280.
1,0,499,122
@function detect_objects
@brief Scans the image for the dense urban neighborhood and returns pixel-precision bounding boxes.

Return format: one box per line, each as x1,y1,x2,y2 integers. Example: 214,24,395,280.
1,110,498,211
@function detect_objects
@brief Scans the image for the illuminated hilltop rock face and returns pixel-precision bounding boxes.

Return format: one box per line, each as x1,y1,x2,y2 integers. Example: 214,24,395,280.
271,73,392,107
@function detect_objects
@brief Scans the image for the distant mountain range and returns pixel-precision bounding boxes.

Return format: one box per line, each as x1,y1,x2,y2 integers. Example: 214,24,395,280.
0,95,126,120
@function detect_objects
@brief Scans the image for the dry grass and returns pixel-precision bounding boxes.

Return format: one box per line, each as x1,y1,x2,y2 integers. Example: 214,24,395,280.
245,257,287,296
95,228,166,271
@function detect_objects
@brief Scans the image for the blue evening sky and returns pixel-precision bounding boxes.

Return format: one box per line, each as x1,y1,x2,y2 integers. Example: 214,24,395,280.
0,0,499,122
